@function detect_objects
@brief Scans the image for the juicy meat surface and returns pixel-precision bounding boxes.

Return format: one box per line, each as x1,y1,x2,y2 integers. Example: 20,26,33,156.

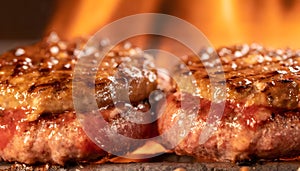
0,34,158,164
0,34,157,121
183,44,300,109
159,44,300,162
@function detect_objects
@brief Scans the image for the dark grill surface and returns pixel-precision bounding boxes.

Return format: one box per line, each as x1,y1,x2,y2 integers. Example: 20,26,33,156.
1,154,300,171
1,161,300,171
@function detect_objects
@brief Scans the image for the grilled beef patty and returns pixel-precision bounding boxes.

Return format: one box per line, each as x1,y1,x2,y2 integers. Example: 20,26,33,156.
0,34,158,165
158,44,300,162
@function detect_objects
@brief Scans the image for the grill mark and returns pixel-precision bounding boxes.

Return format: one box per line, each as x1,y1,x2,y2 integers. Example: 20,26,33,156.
193,69,287,83
194,50,299,66
187,55,300,85
182,46,300,110
190,48,299,69
190,57,299,73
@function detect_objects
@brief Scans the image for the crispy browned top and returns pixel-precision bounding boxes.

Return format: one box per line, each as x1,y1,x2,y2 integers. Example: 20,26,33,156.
182,44,300,109
0,34,157,121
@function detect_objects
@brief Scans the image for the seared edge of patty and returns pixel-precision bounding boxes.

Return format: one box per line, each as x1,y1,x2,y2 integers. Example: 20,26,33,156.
0,102,156,165
158,93,300,162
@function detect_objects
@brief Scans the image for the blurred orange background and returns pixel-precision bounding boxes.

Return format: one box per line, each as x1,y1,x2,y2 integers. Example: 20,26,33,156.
1,0,300,50
46,0,300,48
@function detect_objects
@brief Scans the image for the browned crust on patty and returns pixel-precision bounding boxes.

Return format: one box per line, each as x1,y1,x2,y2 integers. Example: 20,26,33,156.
0,35,157,121
183,44,300,109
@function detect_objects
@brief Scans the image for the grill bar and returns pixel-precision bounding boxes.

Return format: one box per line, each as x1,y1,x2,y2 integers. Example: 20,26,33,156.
1,154,300,171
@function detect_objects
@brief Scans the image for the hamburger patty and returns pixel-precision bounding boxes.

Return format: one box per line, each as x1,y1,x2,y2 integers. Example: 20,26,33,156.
158,44,300,162
0,34,158,164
